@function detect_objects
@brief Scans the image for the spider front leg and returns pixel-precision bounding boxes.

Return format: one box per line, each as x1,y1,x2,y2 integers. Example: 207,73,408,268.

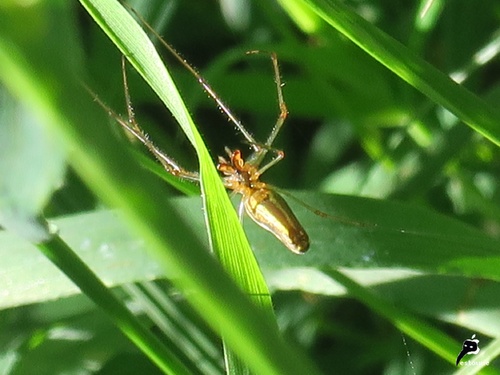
245,51,289,172
88,56,201,183
119,56,201,182
120,57,199,182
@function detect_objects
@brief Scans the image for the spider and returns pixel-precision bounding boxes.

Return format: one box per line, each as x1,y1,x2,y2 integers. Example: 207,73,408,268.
94,13,309,254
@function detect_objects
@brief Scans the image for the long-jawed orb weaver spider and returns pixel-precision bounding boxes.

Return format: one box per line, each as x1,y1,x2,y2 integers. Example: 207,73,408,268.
93,11,310,254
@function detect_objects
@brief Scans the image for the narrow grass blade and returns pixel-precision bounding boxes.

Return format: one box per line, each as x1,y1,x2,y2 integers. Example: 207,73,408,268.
79,1,280,373
79,0,272,309
37,233,193,375
293,0,500,147
326,269,499,374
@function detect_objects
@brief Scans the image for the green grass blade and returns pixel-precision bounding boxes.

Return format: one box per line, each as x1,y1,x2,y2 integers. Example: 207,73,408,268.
326,269,500,374
2,194,499,317
79,0,272,309
37,234,193,375
293,0,500,147
79,1,279,373
326,270,456,368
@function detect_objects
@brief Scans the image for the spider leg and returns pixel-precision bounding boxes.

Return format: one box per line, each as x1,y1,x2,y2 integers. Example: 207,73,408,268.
125,5,292,175
256,149,284,176
245,51,288,173
87,58,200,182
262,51,289,150
120,56,200,181
238,199,245,223
123,4,260,151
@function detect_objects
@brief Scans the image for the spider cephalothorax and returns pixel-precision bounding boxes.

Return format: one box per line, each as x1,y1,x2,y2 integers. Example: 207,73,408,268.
217,149,265,193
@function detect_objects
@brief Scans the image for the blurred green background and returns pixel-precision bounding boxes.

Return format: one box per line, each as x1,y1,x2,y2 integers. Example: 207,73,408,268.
1,0,500,374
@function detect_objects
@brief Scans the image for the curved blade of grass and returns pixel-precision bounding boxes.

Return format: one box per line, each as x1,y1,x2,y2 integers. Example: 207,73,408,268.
0,2,321,374
37,233,194,375
1,193,499,304
0,5,192,374
251,193,500,280
0,58,191,373
326,269,500,374
292,0,500,147
79,1,279,373
79,0,272,308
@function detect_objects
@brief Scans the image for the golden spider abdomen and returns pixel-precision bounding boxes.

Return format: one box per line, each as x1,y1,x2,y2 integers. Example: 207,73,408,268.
243,188,309,254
